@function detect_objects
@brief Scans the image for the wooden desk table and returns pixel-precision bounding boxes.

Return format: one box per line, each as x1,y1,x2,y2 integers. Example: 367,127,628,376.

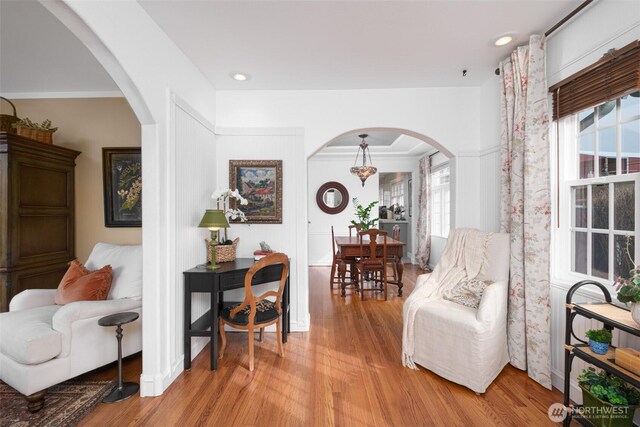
183,258,290,371
334,236,405,297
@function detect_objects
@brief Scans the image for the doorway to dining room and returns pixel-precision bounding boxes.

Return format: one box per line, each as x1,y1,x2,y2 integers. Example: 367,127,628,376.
307,128,453,271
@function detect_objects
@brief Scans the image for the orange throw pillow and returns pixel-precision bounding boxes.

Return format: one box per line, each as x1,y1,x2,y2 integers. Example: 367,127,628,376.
55,260,113,305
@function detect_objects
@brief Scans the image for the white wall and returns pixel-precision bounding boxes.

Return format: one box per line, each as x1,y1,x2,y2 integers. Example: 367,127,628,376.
216,88,502,285
216,88,480,157
547,0,640,87
546,0,640,398
215,128,308,331
171,98,216,380
477,75,502,233
216,87,496,238
308,155,419,265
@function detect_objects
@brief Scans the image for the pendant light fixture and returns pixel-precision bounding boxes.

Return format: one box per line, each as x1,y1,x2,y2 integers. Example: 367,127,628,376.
350,133,377,187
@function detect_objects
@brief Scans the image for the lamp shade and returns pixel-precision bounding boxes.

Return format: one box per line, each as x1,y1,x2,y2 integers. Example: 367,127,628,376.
198,209,229,230
350,134,377,187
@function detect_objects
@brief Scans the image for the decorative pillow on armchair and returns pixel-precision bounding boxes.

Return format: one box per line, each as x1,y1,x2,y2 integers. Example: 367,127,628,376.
55,260,112,305
443,279,494,309
85,243,142,300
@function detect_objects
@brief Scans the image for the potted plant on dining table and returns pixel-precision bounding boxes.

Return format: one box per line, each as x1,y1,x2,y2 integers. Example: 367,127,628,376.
350,198,379,231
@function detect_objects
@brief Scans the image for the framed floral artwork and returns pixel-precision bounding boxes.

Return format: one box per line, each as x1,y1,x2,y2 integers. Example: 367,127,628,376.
102,147,142,227
229,160,282,224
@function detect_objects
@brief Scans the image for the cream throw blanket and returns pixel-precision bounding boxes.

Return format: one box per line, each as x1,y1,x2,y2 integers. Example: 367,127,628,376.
402,228,490,369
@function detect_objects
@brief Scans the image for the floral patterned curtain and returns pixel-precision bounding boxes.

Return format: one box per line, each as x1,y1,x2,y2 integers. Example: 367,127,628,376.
415,155,431,270
500,34,552,389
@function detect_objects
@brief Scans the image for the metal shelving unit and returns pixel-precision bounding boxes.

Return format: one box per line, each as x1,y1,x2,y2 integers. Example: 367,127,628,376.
564,280,640,426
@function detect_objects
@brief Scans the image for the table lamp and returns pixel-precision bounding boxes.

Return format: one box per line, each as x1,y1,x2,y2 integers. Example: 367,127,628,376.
198,209,230,270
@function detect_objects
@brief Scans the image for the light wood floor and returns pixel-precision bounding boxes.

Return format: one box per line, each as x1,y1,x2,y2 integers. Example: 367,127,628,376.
79,264,563,426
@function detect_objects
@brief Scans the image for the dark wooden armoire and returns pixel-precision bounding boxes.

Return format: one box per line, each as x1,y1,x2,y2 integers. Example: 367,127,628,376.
0,132,81,311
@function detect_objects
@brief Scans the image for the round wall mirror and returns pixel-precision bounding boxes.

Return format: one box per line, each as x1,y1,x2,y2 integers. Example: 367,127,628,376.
316,181,349,214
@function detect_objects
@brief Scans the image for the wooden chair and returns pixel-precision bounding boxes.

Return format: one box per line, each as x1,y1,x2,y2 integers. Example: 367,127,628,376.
330,226,344,289
219,253,289,371
348,224,361,237
354,229,388,300
391,224,401,241
388,224,401,282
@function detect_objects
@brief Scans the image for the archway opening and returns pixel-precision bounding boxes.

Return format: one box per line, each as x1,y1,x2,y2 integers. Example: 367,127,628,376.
308,127,454,276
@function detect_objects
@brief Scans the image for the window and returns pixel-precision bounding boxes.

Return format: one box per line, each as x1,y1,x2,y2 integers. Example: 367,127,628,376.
390,181,404,208
566,92,639,282
379,188,391,207
431,165,450,238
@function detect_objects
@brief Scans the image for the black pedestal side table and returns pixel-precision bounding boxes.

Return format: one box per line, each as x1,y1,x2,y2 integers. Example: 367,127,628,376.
98,312,140,403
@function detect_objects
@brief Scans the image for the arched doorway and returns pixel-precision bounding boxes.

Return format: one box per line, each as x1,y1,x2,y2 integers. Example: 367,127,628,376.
37,1,217,397
308,128,454,272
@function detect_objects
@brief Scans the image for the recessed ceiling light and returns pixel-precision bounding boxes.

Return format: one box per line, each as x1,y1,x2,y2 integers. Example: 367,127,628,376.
493,33,516,47
230,72,250,81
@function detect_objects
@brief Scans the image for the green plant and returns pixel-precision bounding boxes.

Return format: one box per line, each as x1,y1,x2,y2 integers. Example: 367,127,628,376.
585,328,612,344
616,236,640,304
350,198,378,230
11,117,58,132
578,367,640,406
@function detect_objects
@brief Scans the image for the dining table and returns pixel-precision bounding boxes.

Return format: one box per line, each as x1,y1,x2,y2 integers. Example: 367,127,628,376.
334,235,405,297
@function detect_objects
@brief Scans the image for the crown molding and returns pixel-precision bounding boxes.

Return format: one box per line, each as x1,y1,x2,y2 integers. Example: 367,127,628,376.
1,91,124,99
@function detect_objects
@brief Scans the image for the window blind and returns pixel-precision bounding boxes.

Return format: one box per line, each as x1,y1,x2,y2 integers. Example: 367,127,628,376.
550,40,640,121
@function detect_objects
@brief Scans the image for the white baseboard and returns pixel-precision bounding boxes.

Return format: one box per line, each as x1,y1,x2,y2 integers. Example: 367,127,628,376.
551,368,582,404
141,337,210,396
139,372,164,397
292,312,311,331
189,337,210,361
165,359,185,391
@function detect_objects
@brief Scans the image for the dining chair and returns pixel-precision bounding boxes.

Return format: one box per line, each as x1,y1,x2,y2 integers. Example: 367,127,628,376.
348,224,361,237
388,224,401,282
330,226,344,289
391,224,401,241
355,228,388,300
218,253,289,371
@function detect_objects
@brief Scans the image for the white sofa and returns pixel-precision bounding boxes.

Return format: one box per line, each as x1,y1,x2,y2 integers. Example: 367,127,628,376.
410,232,510,394
0,243,142,411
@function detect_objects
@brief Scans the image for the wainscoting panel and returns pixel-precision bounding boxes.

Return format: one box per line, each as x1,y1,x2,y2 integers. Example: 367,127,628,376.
215,128,308,331
309,231,337,266
455,146,501,233
478,148,501,232
172,99,216,369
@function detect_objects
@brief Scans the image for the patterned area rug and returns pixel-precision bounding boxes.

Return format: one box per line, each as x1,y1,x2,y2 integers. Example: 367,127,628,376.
0,380,115,427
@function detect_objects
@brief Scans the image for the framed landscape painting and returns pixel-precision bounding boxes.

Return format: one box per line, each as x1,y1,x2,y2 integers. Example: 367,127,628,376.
102,147,142,227
229,160,282,224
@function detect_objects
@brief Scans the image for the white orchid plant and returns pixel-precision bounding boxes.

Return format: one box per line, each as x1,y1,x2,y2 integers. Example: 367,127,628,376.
211,188,249,244
212,188,249,222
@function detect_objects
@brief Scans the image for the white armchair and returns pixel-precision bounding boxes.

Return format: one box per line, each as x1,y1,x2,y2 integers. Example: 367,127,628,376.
410,232,510,394
0,243,142,411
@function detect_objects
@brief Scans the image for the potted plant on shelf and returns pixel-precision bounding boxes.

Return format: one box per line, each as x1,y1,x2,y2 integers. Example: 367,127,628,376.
585,329,613,355
350,198,379,231
577,367,640,427
11,117,58,144
615,236,640,324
